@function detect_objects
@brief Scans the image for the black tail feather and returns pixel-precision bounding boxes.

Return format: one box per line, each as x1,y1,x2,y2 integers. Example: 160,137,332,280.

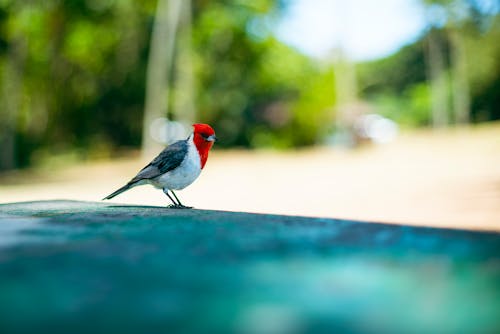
102,183,132,200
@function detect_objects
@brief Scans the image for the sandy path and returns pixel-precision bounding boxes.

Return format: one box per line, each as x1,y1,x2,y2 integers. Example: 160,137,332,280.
1,126,499,231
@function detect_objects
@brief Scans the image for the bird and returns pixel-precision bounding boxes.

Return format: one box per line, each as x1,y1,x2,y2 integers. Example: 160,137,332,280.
103,123,217,208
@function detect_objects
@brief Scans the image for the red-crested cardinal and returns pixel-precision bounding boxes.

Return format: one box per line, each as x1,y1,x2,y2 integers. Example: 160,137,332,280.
103,123,217,208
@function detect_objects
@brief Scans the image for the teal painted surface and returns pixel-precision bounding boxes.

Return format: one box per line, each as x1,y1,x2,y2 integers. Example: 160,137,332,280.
0,201,499,334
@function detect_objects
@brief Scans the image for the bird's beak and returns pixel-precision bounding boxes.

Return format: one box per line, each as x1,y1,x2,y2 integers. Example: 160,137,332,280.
207,134,217,142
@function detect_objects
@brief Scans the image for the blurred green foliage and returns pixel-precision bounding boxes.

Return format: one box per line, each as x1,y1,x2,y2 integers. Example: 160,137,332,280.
191,1,335,148
0,0,498,171
0,0,335,170
0,0,153,169
358,2,500,126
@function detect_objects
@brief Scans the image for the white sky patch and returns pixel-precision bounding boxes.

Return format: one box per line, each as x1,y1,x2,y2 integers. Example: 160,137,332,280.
275,0,427,61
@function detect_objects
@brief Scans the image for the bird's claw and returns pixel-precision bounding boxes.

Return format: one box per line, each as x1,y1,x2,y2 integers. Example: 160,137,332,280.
167,204,193,209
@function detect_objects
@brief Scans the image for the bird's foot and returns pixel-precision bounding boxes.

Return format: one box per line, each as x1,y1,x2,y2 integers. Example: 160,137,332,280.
167,204,193,209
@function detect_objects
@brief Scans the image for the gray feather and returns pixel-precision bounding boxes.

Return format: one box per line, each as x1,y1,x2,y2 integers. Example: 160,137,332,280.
102,183,132,200
132,139,188,182
102,139,189,200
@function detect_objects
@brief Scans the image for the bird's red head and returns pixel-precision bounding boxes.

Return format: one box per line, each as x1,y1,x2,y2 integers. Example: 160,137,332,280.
192,123,216,169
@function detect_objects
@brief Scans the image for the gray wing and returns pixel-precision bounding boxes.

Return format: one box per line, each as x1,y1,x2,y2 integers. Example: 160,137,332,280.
130,139,188,183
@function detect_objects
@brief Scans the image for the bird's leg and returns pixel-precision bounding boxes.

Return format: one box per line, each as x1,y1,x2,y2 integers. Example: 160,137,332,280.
163,189,192,209
163,188,180,208
171,190,192,209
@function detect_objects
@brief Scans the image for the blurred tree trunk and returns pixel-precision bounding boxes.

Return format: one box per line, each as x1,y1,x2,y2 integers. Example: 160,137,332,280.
173,0,196,125
0,39,26,171
449,29,470,124
333,48,357,127
422,0,471,126
142,0,182,157
426,32,449,128
115,1,140,81
48,4,68,143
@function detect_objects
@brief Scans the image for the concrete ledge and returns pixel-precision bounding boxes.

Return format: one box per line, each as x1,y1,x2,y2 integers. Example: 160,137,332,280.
1,200,499,333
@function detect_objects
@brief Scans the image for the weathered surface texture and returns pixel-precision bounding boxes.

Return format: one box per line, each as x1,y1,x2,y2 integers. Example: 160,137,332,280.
0,200,499,334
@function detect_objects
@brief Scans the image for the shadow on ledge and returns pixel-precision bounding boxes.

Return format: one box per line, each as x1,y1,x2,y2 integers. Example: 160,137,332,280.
0,200,499,334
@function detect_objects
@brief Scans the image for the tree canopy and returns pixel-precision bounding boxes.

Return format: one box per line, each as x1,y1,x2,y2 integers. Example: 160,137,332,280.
0,0,498,170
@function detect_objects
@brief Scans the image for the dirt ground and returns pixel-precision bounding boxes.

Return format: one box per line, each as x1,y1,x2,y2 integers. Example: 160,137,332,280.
1,124,499,231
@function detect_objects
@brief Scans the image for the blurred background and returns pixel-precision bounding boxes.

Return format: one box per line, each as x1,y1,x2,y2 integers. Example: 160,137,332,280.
0,0,499,230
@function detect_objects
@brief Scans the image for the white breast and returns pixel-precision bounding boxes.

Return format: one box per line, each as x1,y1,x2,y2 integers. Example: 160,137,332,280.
152,136,201,190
